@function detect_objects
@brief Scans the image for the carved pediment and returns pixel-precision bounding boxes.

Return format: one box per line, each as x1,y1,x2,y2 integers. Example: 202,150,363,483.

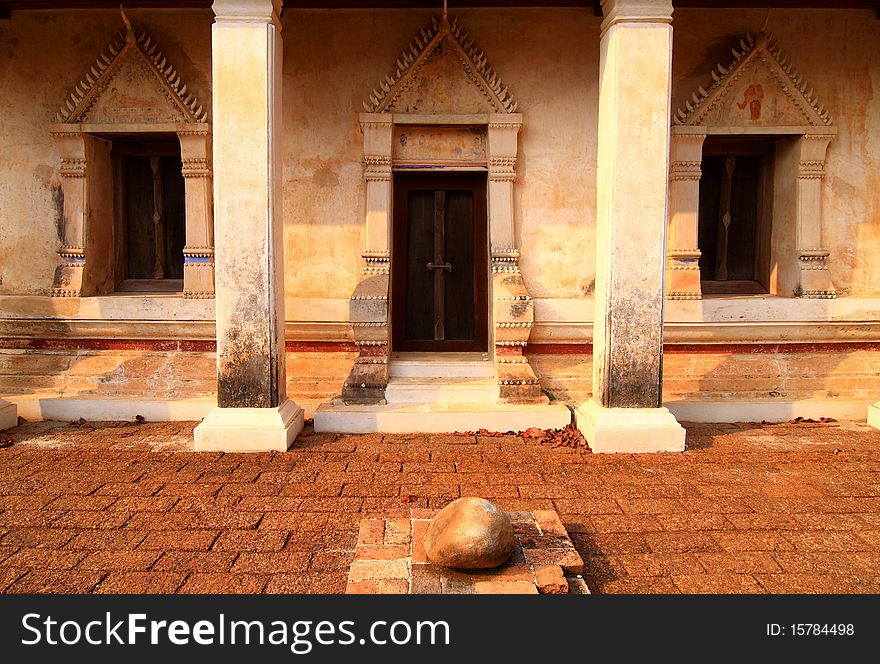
56,19,208,124
363,15,517,115
674,32,832,128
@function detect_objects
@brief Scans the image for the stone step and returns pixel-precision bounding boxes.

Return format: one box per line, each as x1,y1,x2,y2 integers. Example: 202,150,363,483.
313,401,572,434
389,352,494,379
384,377,500,404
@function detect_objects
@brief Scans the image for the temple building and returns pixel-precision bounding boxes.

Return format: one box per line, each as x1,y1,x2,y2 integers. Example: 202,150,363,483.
1,0,879,452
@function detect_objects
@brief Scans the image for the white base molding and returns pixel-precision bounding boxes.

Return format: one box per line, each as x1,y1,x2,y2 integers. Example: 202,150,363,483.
0,399,17,430
574,400,686,454
7,395,216,423
867,402,880,430
194,399,304,452
313,401,571,434
666,399,871,424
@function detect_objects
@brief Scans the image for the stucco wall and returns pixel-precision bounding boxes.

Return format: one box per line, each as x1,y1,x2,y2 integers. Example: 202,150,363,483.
0,9,213,295
281,8,599,305
0,7,878,312
671,8,880,297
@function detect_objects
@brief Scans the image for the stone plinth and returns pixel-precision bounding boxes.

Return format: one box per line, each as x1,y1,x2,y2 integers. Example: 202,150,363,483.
575,399,685,453
193,398,303,452
345,508,589,595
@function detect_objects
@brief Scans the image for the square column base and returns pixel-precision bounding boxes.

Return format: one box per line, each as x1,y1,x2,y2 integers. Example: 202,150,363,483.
868,402,880,430
0,399,18,430
194,399,304,452
575,400,686,453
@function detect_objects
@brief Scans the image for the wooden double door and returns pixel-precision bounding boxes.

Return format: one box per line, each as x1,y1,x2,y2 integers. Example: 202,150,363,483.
391,172,488,352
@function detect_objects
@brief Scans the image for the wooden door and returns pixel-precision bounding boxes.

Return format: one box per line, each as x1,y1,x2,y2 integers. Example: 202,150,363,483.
392,172,488,352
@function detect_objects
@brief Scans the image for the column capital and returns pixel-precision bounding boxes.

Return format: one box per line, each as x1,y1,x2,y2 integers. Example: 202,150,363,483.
212,0,281,24
601,0,673,33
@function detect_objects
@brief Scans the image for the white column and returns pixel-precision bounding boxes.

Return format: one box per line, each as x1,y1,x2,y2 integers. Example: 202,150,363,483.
575,0,685,453
195,0,303,451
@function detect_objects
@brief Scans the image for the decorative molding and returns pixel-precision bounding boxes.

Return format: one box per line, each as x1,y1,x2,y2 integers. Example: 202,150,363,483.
361,254,390,275
181,158,212,178
674,32,832,128
798,160,827,179
59,158,87,178
669,160,702,181
667,291,702,301
56,16,208,124
362,14,517,115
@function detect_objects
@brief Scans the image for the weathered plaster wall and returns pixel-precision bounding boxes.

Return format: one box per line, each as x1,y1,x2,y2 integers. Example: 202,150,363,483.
672,8,880,296
3,7,877,310
281,8,599,304
530,347,880,406
0,9,213,295
0,348,354,415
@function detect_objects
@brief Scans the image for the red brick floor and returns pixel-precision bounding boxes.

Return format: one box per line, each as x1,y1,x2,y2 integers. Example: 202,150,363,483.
1,418,879,594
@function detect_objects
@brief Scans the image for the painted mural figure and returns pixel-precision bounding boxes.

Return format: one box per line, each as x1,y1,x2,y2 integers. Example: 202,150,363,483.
737,83,765,121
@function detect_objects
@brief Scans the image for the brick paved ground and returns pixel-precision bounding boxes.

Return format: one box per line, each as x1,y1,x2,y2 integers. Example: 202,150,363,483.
0,418,878,594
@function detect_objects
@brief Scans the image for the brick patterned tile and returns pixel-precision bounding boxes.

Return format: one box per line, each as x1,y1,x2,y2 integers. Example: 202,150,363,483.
231,552,310,574
152,551,238,573
178,573,268,594
590,514,663,534
67,530,149,550
0,567,29,591
656,513,733,532
643,532,721,554
784,531,870,553
265,573,346,594
78,550,162,571
596,577,680,594
309,550,354,573
673,574,765,594
1,421,878,595
1,547,86,570
110,497,179,512
95,572,187,594
8,570,106,594
52,510,134,529
713,531,795,552
696,552,782,574
755,574,879,594
213,530,289,552
617,553,706,577
573,532,651,555
139,530,220,552
2,528,78,548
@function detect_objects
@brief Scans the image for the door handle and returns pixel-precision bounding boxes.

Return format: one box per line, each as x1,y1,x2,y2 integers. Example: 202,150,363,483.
426,262,452,272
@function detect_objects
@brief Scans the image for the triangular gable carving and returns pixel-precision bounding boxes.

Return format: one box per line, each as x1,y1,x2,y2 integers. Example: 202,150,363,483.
56,20,208,124
674,32,832,128
363,15,517,114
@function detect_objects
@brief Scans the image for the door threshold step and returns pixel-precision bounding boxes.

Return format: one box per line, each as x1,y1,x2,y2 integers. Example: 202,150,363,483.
389,354,494,379
313,402,571,434
384,377,500,404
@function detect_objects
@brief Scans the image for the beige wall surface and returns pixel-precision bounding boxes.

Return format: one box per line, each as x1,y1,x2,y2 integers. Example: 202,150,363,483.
281,8,599,303
1,7,878,313
671,8,880,297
